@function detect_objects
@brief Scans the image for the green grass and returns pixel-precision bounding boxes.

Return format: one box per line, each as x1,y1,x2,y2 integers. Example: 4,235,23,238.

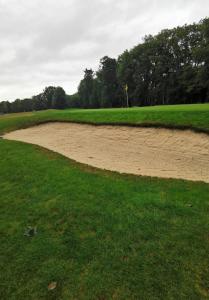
0,103,209,135
0,104,209,299
1,140,209,299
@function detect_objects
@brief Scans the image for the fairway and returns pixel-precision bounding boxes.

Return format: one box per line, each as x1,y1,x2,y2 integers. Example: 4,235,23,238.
4,122,209,183
1,105,209,299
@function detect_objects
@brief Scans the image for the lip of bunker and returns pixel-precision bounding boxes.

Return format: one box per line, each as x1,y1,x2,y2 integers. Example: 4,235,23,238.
4,122,209,183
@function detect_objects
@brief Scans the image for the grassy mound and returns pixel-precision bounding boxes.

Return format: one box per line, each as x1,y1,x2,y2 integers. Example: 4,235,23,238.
0,103,209,135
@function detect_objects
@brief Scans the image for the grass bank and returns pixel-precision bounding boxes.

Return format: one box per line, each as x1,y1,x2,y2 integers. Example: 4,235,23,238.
0,103,209,135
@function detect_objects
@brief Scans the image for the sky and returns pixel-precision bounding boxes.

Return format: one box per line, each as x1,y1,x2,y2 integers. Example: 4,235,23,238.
0,0,209,102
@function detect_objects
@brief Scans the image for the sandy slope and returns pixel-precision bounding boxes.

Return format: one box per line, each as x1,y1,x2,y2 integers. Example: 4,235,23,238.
4,122,209,183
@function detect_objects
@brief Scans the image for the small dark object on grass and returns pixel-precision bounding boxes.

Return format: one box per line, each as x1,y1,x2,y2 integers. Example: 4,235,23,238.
24,226,37,237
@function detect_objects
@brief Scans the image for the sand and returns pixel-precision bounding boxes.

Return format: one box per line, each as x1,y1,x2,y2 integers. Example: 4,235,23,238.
4,122,209,183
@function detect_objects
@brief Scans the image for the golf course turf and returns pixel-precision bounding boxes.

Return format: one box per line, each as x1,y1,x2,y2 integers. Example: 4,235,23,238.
0,104,209,299
1,103,209,135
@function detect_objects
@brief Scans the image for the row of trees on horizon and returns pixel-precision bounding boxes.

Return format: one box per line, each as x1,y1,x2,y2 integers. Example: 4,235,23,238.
0,86,66,114
0,17,209,114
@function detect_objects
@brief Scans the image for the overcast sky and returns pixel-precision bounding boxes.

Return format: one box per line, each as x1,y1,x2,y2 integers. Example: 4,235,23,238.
0,0,209,101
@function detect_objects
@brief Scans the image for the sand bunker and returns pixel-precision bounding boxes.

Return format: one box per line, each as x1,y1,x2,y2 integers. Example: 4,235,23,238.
4,122,209,183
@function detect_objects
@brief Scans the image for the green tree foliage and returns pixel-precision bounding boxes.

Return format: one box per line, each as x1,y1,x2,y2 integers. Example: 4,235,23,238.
66,93,80,108
32,94,47,111
78,69,95,108
52,87,66,109
97,56,122,107
77,18,209,108
0,87,67,114
42,86,57,108
77,57,123,108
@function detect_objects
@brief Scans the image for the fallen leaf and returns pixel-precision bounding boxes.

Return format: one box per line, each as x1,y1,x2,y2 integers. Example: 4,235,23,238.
48,282,57,291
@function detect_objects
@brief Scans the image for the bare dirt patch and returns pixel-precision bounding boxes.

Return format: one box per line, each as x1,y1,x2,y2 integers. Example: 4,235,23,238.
4,122,209,183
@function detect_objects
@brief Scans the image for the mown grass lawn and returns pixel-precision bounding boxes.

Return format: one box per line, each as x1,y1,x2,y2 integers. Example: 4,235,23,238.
0,104,209,299
0,103,209,135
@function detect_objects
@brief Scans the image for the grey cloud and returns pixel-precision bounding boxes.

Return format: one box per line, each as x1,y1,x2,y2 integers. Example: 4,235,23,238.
0,0,208,101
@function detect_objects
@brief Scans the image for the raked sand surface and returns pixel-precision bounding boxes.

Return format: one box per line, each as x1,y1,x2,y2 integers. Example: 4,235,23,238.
4,122,209,183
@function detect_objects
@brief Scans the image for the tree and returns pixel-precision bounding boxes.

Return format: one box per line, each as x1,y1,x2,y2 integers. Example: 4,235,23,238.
78,69,95,108
66,93,80,108
97,56,121,107
52,87,66,109
0,101,10,114
42,86,57,109
117,50,135,106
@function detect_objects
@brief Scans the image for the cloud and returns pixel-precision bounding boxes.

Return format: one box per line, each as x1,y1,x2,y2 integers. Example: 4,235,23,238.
0,0,208,101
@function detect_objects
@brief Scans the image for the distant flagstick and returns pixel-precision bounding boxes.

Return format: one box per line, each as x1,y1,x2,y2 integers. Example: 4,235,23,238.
124,84,129,107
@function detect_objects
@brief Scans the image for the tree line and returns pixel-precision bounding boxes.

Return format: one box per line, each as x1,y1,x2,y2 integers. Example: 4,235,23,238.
77,17,209,108
0,86,66,114
1,18,209,114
